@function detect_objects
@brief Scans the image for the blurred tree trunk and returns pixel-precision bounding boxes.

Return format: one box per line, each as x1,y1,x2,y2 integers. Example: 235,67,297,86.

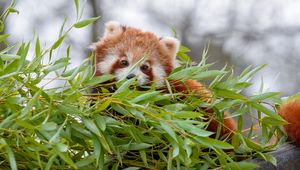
89,0,103,42
0,1,7,51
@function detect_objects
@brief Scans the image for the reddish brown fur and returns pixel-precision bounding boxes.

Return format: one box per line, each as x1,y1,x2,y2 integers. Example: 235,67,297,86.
279,99,300,145
206,113,237,139
170,80,213,103
94,26,175,76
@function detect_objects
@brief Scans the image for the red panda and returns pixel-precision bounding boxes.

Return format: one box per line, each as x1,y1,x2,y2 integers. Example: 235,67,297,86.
92,21,236,139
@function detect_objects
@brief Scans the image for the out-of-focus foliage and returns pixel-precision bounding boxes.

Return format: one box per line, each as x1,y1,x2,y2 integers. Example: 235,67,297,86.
0,1,287,169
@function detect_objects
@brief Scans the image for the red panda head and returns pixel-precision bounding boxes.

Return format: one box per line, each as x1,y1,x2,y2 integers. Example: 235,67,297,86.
92,21,180,85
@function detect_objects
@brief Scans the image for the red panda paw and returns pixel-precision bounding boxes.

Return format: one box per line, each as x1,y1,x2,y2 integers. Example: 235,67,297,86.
279,99,300,146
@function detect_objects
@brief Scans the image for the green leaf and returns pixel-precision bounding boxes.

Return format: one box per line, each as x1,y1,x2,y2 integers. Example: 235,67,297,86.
160,121,178,143
51,35,65,50
40,122,57,131
174,111,203,118
6,148,17,170
251,103,282,119
74,0,79,19
84,119,101,135
0,71,19,79
257,152,277,166
0,56,3,71
192,70,225,80
262,116,287,125
76,155,95,168
113,78,136,96
0,20,3,32
95,98,112,113
59,104,82,115
176,121,213,137
0,34,10,42
215,88,248,101
84,119,112,154
16,120,36,129
168,65,212,80
57,151,77,168
240,64,266,82
86,74,114,86
172,143,180,157
49,118,67,143
95,115,107,131
0,54,20,60
8,7,19,14
92,135,103,167
55,143,68,152
35,36,41,57
130,91,160,103
250,92,281,102
179,45,191,53
59,17,67,37
20,90,42,118
42,62,69,73
45,154,57,170
74,17,100,28
164,103,188,112
119,143,152,150
195,137,233,149
224,162,259,170
2,139,17,170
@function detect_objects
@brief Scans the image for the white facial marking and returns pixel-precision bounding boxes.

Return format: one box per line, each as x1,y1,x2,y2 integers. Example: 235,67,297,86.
152,63,167,86
97,53,118,74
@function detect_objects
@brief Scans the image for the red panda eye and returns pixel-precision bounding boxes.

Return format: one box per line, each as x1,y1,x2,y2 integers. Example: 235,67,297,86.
140,65,149,71
120,60,129,66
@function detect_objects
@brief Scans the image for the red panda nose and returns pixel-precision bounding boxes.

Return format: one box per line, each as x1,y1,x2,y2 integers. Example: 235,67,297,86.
126,74,136,79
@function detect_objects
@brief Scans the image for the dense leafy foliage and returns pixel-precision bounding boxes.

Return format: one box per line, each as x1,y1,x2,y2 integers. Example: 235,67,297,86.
0,1,288,169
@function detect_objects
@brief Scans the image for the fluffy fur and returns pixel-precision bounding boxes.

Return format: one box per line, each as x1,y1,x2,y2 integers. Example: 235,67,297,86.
92,21,236,139
279,99,300,145
93,21,177,85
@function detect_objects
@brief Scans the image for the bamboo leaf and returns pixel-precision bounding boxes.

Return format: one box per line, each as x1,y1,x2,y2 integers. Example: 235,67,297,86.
250,92,281,102
35,36,41,57
57,151,77,168
130,91,160,103
215,88,248,101
74,17,100,28
195,137,233,149
160,121,178,143
0,34,10,42
20,89,42,118
51,35,65,50
0,54,20,60
86,74,114,86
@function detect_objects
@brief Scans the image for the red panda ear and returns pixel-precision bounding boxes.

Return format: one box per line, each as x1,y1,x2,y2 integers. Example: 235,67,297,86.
89,21,123,51
103,21,123,38
160,37,180,62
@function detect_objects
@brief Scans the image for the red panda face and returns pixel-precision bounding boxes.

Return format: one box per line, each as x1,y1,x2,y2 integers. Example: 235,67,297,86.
102,51,160,85
92,21,180,86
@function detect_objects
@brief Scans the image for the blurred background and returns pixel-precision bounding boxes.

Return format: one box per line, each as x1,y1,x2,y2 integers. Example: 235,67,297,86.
1,0,300,96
